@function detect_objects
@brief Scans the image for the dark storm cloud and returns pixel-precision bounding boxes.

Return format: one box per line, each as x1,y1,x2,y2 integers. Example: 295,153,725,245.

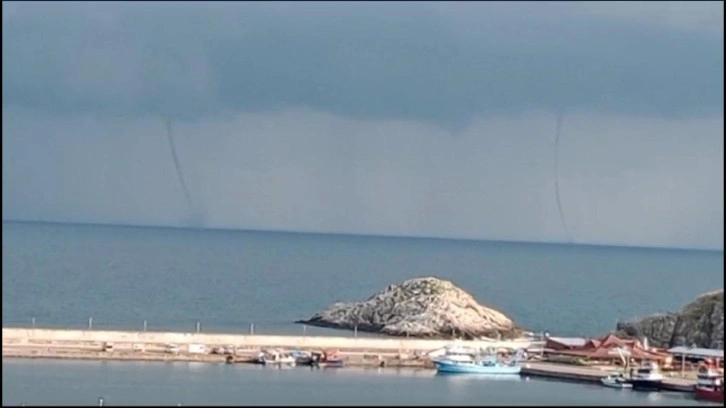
2,2,723,250
3,1,723,126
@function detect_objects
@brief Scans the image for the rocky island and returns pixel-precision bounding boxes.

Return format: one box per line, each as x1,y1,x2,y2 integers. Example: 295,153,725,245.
615,289,724,349
296,277,524,339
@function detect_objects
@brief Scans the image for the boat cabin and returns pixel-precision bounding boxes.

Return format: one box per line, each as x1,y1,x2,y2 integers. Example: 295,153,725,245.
632,361,664,380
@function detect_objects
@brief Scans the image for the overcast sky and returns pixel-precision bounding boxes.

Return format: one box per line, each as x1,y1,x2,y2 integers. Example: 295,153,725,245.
2,1,724,250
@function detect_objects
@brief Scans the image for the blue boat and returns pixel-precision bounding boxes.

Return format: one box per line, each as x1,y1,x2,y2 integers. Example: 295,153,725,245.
433,347,524,375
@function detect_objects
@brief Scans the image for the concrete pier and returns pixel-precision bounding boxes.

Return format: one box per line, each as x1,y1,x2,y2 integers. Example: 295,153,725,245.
1,327,697,394
520,362,696,392
2,327,535,353
3,326,532,369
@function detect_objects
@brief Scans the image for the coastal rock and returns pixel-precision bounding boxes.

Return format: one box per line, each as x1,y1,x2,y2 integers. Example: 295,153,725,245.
615,289,724,349
296,277,522,339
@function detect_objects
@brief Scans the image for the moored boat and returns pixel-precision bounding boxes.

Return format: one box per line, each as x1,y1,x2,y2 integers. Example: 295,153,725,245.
257,349,296,366
694,360,724,403
290,350,313,365
315,359,345,368
630,361,664,391
311,350,345,368
434,346,523,375
695,385,724,402
601,372,633,389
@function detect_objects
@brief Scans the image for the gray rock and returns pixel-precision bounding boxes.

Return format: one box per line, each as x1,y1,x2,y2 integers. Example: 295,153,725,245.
296,277,523,339
615,289,724,349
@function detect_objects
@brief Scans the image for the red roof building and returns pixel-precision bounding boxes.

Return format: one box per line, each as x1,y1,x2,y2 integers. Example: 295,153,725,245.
545,333,669,363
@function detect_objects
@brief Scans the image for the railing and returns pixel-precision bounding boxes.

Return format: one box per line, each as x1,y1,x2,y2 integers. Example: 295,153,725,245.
19,397,182,407
4,316,548,341
3,317,386,338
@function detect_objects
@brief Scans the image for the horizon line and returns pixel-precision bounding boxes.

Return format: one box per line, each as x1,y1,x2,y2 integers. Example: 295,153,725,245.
2,218,723,253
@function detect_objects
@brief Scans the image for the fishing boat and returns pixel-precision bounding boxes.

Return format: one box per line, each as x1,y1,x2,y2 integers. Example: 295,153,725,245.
257,350,296,367
694,360,724,403
601,347,633,389
601,372,633,389
315,359,344,368
434,347,523,375
290,350,313,365
630,361,664,391
311,350,344,368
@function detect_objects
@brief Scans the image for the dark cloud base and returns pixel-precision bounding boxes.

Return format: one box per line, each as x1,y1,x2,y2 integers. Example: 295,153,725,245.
2,3,723,126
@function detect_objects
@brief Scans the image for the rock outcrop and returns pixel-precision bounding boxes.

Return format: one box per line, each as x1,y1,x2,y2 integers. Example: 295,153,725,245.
296,277,523,339
615,289,724,350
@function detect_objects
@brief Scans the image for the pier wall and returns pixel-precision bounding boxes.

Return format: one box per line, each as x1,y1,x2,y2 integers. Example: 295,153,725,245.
2,327,534,351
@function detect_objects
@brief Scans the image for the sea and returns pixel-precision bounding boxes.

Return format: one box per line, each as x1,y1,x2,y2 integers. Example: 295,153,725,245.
2,221,724,406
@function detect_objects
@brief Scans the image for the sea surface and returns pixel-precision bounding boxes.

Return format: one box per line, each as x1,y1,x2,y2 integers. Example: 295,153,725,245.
2,359,721,406
2,221,723,336
2,221,724,405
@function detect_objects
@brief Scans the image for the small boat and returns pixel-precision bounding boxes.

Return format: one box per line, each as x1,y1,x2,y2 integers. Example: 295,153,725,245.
316,359,344,368
695,382,724,402
263,355,296,366
311,350,344,368
434,347,523,375
290,350,313,365
257,350,296,367
601,372,633,389
630,361,664,392
694,360,724,403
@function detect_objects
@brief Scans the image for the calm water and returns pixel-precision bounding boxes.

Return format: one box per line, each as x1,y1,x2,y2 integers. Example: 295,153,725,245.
2,221,724,405
2,221,723,336
1,359,720,406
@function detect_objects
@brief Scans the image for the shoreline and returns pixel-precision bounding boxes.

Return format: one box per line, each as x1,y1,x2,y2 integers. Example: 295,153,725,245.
2,326,533,369
2,327,697,393
1,327,537,353
2,347,696,393
1,347,432,369
1,341,434,368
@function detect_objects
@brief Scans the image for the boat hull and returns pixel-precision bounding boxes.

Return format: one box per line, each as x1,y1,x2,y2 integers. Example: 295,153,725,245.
313,359,344,368
434,361,521,375
261,358,296,366
695,387,724,403
601,379,632,389
294,357,313,366
630,379,663,392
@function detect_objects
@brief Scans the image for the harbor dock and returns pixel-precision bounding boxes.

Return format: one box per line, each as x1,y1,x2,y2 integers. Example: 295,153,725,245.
520,362,695,392
2,327,534,354
1,327,531,369
2,327,698,393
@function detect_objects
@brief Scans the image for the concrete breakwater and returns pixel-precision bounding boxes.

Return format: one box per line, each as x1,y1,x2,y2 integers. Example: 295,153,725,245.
2,327,536,352
2,346,697,393
2,326,534,370
2,327,697,393
1,347,435,369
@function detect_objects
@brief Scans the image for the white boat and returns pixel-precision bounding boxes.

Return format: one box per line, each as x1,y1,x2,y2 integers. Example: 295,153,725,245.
601,372,633,389
630,362,664,391
257,350,296,367
434,347,523,375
